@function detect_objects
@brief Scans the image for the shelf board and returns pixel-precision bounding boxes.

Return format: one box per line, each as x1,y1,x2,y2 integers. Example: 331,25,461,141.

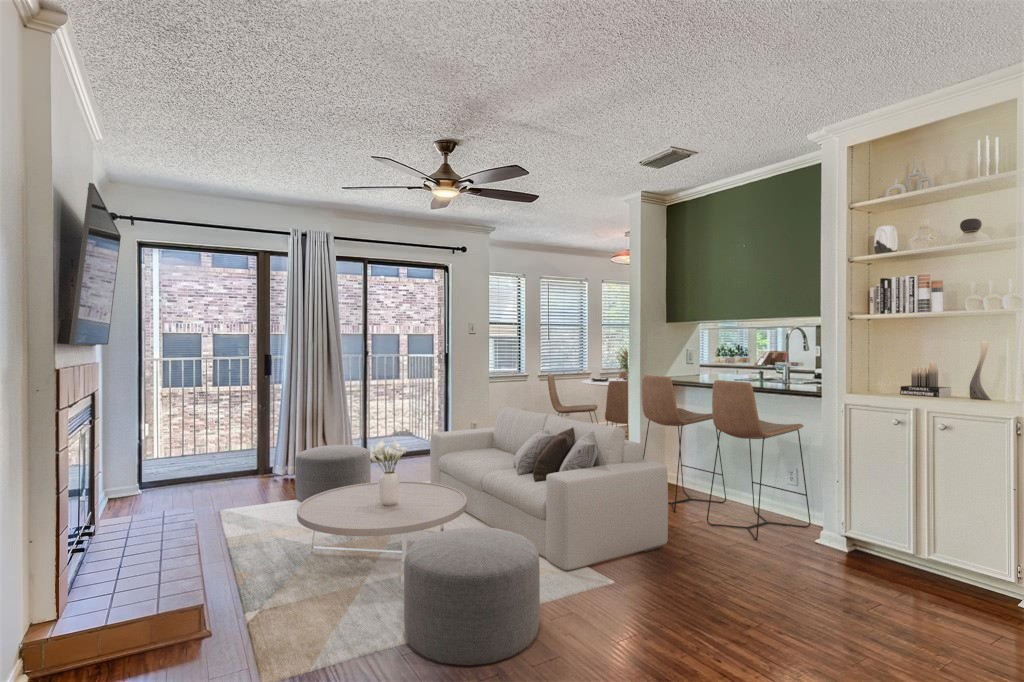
849,309,1017,320
849,237,1019,263
849,170,1018,212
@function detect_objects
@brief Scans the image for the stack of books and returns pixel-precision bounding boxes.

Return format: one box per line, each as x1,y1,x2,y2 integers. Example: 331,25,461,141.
869,274,933,314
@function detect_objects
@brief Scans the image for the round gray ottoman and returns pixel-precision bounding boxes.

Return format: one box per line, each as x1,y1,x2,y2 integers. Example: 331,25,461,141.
294,445,370,501
404,528,539,666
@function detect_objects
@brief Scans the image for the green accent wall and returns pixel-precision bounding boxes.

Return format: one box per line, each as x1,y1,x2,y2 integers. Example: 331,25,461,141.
666,164,821,322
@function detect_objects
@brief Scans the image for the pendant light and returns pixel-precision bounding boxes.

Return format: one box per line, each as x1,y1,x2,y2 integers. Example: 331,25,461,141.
610,231,630,264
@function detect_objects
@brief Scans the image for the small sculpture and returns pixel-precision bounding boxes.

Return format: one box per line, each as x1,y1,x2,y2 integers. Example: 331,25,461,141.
884,179,906,197
969,341,990,400
906,160,930,192
873,225,898,254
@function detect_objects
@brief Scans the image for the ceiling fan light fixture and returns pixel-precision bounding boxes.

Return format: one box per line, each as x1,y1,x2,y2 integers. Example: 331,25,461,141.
430,186,461,199
610,248,630,265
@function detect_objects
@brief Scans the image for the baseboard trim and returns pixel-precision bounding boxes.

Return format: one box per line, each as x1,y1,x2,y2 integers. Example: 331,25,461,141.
104,485,141,499
666,473,823,526
852,541,1024,601
815,530,851,552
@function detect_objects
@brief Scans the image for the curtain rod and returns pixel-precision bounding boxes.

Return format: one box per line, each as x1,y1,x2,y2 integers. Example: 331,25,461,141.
108,213,469,254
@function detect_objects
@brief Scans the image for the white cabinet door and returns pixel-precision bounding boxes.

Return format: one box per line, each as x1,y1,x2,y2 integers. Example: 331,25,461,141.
926,412,1018,582
845,404,915,552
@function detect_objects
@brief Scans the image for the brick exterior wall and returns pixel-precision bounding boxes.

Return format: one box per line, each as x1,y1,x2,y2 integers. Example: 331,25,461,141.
140,250,445,461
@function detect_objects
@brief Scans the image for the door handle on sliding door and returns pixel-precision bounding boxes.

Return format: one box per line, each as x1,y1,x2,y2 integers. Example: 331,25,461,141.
264,354,273,376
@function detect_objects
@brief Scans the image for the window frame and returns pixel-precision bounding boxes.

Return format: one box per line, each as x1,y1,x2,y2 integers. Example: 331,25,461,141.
488,272,527,377
538,276,589,376
600,280,630,371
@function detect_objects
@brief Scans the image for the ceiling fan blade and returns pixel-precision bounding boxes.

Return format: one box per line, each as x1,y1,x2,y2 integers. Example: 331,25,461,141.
465,187,539,203
371,156,433,181
458,164,529,186
342,185,424,190
430,195,455,210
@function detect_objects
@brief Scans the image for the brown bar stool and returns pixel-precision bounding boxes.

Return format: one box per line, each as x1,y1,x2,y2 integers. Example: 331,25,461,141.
641,375,724,511
707,381,810,540
604,379,628,430
547,374,598,422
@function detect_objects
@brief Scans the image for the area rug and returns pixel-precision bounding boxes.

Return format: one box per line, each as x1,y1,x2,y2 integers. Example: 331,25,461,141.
220,500,613,682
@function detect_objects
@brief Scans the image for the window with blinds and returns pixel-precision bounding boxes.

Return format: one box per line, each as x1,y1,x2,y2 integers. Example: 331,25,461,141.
601,281,629,370
539,277,588,374
488,273,526,375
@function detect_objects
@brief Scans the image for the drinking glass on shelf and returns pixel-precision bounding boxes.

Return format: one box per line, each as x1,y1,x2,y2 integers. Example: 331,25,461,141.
982,280,1002,311
1003,279,1022,310
964,282,984,311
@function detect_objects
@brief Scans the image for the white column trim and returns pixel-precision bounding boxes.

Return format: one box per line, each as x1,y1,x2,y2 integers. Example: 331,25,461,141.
13,0,65,32
15,1,103,141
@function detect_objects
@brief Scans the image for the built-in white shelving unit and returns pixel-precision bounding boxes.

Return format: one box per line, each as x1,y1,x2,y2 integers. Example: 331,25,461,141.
848,169,1019,212
812,65,1024,600
849,309,1016,321
849,237,1019,264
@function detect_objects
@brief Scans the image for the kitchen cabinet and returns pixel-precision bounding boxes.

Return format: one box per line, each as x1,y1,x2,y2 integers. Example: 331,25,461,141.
845,405,915,552
926,412,1018,582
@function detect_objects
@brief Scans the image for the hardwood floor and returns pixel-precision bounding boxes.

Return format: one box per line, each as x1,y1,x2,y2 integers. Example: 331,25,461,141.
45,457,1024,681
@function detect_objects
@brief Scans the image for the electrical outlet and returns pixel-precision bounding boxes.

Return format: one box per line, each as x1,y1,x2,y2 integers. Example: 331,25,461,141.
470,421,478,429
787,467,800,487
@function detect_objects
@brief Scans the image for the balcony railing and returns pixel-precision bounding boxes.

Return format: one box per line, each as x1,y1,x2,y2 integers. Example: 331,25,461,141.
142,353,440,460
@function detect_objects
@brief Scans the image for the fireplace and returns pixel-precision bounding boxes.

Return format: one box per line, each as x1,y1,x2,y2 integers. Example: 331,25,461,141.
66,399,94,585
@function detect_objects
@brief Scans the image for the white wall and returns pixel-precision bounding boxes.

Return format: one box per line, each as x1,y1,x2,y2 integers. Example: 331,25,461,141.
487,243,629,425
0,2,30,676
98,182,492,497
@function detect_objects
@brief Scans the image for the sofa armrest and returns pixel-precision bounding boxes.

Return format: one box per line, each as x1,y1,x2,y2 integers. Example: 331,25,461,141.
623,440,644,463
429,428,495,483
545,462,668,570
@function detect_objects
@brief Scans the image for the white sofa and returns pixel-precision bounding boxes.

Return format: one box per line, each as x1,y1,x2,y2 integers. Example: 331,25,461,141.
430,408,668,570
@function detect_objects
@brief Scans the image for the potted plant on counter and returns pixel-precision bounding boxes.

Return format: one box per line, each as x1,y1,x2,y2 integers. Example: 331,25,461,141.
617,347,629,379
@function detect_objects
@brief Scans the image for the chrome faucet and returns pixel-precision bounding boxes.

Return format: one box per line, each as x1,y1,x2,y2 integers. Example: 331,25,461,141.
775,327,810,384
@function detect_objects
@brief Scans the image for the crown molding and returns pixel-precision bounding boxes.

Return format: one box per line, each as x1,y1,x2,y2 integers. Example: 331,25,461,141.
808,63,1024,143
621,190,672,206
490,239,616,259
663,151,821,205
54,25,103,142
13,0,66,32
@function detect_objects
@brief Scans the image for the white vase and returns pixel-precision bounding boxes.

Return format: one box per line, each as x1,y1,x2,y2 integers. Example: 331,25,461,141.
379,472,399,506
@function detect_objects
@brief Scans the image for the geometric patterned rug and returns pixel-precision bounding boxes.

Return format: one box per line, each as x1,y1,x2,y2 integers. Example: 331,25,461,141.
220,500,613,682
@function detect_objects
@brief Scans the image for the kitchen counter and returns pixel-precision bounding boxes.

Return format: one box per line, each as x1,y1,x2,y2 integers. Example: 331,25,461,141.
671,372,822,398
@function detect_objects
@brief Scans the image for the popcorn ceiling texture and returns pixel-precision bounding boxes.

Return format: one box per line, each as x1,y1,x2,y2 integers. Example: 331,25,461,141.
59,0,1023,250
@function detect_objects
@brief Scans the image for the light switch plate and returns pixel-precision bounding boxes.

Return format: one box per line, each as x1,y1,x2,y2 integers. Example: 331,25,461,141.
468,322,477,334
686,348,695,364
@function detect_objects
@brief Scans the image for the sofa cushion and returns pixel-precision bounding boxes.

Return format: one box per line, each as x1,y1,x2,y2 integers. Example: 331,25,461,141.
494,409,549,455
543,415,625,465
481,469,547,520
532,428,575,482
513,431,553,475
439,449,514,488
559,432,598,472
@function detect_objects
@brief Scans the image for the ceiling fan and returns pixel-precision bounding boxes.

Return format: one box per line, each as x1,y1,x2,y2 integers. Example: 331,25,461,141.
343,139,539,209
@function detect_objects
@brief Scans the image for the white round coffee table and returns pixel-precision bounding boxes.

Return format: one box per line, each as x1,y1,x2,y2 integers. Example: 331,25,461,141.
296,482,467,571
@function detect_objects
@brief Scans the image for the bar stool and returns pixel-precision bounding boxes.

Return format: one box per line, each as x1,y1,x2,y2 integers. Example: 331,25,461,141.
641,375,724,511
604,380,628,431
546,374,598,422
707,381,810,540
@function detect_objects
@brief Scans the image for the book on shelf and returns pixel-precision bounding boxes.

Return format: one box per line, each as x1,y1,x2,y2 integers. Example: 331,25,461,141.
900,385,951,398
868,273,932,314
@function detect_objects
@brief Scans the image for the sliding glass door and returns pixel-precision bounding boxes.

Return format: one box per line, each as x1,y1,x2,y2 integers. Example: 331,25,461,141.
337,259,448,454
139,245,282,486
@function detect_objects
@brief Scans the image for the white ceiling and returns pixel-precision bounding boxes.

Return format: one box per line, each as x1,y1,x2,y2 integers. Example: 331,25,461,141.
59,0,1023,250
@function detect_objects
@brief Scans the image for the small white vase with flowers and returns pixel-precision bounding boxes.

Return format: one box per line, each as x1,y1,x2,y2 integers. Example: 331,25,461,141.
371,441,406,506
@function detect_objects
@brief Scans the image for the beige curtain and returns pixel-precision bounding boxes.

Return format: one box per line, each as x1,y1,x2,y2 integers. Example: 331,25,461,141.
274,230,350,475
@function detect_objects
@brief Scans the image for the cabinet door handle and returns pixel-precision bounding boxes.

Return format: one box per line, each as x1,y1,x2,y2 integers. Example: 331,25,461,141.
937,423,949,431
891,418,902,426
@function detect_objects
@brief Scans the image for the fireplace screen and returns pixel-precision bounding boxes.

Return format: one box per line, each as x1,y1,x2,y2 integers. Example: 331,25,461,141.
67,401,94,583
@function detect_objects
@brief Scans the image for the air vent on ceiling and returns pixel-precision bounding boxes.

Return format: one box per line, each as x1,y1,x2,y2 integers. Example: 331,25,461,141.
639,147,697,169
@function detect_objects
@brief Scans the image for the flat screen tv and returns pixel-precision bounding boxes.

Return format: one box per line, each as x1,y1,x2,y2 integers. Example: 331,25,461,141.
57,184,120,345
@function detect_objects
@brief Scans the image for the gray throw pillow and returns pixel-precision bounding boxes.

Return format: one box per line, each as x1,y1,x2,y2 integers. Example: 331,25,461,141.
559,432,598,472
513,431,553,475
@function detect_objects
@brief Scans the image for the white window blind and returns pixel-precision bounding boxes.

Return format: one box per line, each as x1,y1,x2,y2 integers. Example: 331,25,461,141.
488,273,526,374
601,281,629,370
540,277,588,374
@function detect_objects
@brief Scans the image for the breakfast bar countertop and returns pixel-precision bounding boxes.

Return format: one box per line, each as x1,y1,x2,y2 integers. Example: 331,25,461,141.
671,373,822,398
